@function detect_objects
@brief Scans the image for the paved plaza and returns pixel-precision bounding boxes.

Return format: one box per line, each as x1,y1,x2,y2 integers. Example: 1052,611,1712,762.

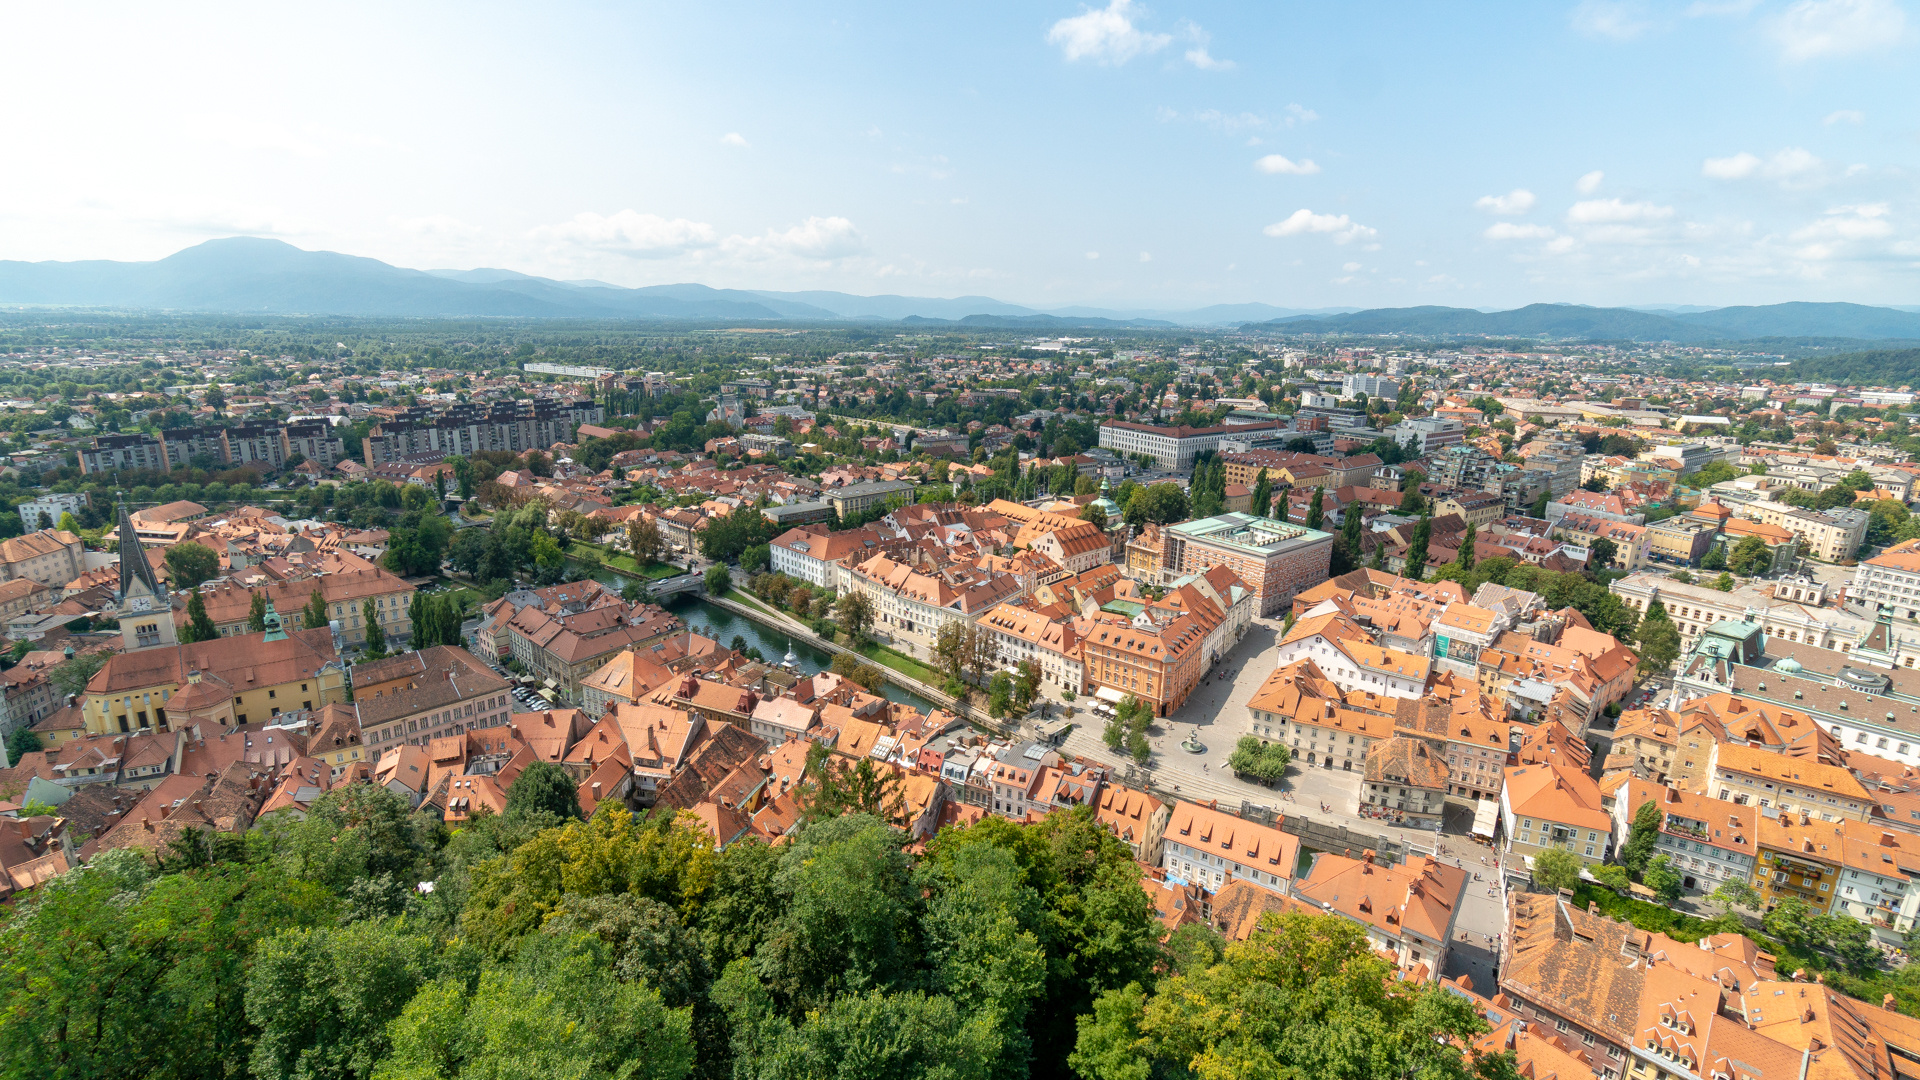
1050,612,1514,984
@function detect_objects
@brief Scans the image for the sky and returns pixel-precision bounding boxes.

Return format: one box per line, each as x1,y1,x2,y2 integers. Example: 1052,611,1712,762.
0,0,1916,311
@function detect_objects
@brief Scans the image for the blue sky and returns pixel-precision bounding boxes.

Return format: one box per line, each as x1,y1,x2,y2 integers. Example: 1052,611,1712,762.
0,1,1914,310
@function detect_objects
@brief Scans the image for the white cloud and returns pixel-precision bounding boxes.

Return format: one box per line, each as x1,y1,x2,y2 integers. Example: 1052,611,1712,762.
1824,109,1866,124
1704,147,1826,185
1567,197,1673,224
1791,202,1894,255
1703,151,1762,179
1686,0,1760,15
1263,209,1378,244
1573,0,1654,40
1342,261,1362,272
1085,251,1100,259
1484,222,1558,240
1181,22,1233,69
1254,154,1320,175
1047,0,1171,64
725,216,866,260
1475,189,1537,215
534,210,717,258
1288,104,1318,124
1771,0,1907,61
721,132,749,148
1577,170,1605,194
1139,251,1152,261
1184,45,1231,69
1765,146,1823,179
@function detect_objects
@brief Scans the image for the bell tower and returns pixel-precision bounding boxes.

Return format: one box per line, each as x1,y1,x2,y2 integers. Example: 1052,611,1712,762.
116,499,178,652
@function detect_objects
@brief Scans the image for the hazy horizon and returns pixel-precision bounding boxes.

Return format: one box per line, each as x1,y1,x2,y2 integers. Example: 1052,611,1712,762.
1,2,1915,311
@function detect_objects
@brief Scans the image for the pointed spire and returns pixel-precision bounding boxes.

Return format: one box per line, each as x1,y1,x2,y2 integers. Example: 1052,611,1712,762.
116,496,165,602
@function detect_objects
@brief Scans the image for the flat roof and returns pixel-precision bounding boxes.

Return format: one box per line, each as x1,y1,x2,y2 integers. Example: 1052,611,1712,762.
1167,512,1333,554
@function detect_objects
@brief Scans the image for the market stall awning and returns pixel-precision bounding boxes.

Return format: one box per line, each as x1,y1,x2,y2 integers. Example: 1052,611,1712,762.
1472,799,1499,838
1094,686,1125,704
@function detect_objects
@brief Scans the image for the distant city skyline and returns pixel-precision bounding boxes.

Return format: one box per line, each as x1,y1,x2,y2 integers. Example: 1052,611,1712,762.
0,2,1914,310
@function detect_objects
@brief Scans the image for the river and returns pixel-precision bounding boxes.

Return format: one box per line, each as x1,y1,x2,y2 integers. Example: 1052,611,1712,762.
569,561,934,712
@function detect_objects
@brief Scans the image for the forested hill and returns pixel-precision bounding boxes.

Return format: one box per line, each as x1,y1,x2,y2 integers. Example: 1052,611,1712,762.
0,775,1505,1080
1786,347,1920,386
1251,301,1920,342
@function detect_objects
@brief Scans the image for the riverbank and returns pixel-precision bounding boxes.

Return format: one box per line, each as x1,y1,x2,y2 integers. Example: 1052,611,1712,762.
704,592,1005,732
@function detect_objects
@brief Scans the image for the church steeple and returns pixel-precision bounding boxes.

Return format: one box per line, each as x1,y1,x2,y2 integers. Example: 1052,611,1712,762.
116,496,178,652
117,499,166,602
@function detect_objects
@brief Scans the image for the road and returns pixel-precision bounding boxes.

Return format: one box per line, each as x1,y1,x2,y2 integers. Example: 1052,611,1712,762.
1042,612,1512,983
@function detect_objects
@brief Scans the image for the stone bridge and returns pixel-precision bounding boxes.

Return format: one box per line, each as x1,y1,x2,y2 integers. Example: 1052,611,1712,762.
646,572,706,598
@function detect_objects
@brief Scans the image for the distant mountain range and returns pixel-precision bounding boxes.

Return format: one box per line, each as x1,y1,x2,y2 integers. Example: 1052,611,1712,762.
0,237,1916,341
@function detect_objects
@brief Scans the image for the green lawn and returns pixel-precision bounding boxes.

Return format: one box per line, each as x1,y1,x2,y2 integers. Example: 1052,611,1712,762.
719,587,783,619
566,541,688,579
853,640,943,686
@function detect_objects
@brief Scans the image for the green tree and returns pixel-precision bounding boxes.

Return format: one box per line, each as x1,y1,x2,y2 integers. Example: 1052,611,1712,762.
1643,855,1684,902
988,671,1013,717
304,586,329,631
1590,864,1630,891
1530,489,1551,519
1701,543,1727,571
1728,533,1773,577
1762,895,1821,951
245,920,437,1080
56,511,80,534
1532,848,1583,893
1227,736,1290,782
1402,513,1433,581
247,590,269,633
1454,520,1476,571
1621,799,1663,877
51,649,110,697
1712,877,1763,913
1304,486,1325,530
1588,535,1618,570
377,941,695,1080
361,599,385,655
802,742,907,824
506,760,580,822
704,562,732,596
1249,468,1272,520
1634,599,1681,674
164,540,222,590
837,591,875,644
1070,911,1500,1080
1713,572,1736,592
5,726,42,763
181,589,219,643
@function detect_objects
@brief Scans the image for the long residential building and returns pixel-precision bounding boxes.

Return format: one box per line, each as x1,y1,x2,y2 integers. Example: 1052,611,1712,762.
0,529,87,587
352,646,515,756
1610,571,1867,653
84,424,350,475
78,625,350,736
1097,419,1285,472
361,398,604,464
1853,538,1920,624
849,554,1028,663
180,568,416,647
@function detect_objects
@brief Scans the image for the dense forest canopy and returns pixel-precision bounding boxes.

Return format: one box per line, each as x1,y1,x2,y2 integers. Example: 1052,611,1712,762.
0,782,1515,1080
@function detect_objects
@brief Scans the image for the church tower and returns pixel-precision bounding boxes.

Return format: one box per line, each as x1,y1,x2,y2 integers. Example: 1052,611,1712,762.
116,501,178,652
